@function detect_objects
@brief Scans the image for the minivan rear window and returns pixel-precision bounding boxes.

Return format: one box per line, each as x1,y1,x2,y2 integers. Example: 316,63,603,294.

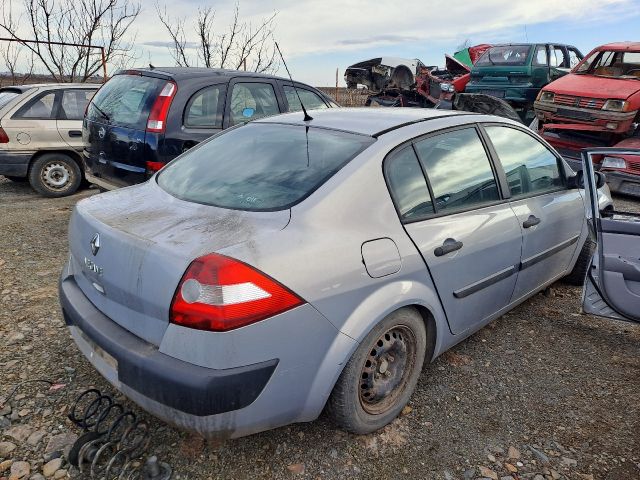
87,74,164,129
158,123,374,211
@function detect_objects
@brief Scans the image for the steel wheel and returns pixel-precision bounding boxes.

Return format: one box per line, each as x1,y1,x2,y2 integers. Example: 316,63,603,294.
359,325,417,415
42,161,72,190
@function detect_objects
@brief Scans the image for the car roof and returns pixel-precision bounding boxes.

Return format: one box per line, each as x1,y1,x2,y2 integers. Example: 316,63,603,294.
0,83,100,91
255,107,473,137
596,42,640,51
118,67,298,83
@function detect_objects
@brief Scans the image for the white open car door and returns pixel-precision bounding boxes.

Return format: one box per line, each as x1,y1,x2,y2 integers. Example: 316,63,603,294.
581,148,640,323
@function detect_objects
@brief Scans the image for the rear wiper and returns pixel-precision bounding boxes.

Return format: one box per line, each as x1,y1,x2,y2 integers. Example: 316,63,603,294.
90,102,110,122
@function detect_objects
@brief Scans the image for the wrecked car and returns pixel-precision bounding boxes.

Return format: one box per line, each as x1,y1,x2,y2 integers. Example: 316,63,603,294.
534,42,640,195
364,45,490,108
466,43,583,121
344,57,426,91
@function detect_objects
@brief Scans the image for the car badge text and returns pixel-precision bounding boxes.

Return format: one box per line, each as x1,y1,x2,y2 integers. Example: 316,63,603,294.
84,257,103,276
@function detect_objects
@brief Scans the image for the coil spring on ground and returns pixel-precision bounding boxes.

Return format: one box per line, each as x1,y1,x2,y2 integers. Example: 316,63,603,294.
67,388,161,479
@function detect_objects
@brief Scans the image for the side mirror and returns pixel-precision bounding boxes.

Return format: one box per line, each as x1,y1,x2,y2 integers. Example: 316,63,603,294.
568,169,606,189
594,171,606,189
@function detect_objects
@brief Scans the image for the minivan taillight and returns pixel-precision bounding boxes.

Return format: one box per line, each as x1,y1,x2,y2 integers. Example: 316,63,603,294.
170,253,304,332
146,82,177,133
0,127,9,143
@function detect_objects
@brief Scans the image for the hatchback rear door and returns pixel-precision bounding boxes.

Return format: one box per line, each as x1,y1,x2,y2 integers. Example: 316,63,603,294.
581,148,640,323
84,74,166,187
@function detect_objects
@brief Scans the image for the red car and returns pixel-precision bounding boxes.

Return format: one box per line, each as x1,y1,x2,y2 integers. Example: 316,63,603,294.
534,42,640,195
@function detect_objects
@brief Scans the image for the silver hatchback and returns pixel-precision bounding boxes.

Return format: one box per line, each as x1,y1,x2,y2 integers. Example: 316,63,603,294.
60,108,607,438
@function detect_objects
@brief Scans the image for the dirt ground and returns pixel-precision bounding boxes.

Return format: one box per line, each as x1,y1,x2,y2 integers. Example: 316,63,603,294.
0,177,638,480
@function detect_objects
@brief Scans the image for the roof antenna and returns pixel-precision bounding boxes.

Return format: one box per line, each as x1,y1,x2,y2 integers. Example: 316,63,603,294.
275,41,313,122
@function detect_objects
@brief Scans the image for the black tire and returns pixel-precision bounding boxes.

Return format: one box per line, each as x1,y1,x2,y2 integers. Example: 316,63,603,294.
564,238,595,286
326,307,427,434
28,153,82,197
3,175,28,182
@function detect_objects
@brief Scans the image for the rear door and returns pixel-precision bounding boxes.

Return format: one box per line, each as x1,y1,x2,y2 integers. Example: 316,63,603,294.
392,126,523,334
582,148,640,323
57,88,96,150
84,74,165,187
483,124,585,301
223,78,284,128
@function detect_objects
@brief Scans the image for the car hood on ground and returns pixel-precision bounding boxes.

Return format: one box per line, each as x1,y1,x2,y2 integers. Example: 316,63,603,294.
68,181,290,346
544,73,640,99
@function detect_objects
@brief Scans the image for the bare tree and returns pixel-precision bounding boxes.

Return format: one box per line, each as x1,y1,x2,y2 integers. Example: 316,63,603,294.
0,0,141,82
156,2,279,73
0,1,35,84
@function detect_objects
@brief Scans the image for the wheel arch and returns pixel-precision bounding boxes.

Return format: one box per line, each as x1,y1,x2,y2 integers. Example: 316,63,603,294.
28,149,85,179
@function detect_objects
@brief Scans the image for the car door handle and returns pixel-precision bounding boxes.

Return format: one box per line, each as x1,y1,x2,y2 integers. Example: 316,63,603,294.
434,238,463,257
523,215,541,228
68,130,82,137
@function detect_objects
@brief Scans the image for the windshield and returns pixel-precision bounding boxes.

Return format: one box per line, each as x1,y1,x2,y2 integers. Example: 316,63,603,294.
475,45,532,66
0,89,22,109
575,49,640,79
87,74,164,128
158,123,375,211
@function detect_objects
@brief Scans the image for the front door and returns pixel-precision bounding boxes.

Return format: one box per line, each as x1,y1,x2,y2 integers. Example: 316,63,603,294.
482,124,585,301
582,148,640,323
387,126,523,334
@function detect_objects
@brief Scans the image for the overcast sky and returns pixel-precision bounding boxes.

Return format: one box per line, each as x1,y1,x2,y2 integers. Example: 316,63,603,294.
6,0,640,85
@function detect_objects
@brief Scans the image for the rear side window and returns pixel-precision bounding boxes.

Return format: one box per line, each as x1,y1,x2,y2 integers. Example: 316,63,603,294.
385,146,434,220
0,89,21,109
184,85,224,128
60,89,95,120
158,123,374,211
229,83,279,126
15,92,57,119
283,86,328,112
87,74,164,129
414,128,500,213
484,126,562,198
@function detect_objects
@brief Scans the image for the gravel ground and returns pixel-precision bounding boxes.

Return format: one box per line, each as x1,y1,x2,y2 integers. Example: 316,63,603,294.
1,177,639,480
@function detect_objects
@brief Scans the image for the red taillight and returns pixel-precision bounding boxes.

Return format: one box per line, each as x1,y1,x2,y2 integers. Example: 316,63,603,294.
0,127,9,143
145,161,165,173
170,254,304,332
146,82,177,133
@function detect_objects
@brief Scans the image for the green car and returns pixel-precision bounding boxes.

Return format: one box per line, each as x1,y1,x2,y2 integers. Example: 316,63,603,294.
466,43,583,120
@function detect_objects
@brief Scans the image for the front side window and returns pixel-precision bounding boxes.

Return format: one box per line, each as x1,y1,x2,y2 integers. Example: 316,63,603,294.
385,146,434,220
485,126,562,198
15,92,57,119
158,123,374,211
229,82,280,126
475,45,532,66
414,128,500,214
283,86,328,112
60,89,95,120
184,85,224,128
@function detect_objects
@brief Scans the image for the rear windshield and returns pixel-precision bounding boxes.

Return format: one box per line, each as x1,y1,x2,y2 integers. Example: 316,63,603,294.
0,89,22,109
158,123,374,211
87,74,164,129
475,45,532,66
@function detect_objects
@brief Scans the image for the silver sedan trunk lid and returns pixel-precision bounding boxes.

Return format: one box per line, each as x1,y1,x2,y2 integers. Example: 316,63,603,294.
68,181,290,345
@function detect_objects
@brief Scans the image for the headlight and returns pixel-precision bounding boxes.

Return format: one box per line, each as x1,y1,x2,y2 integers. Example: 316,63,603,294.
601,156,627,169
538,91,555,103
439,82,455,93
602,99,629,112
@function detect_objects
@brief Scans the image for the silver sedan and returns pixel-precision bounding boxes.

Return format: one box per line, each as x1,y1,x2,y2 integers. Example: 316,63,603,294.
60,108,597,438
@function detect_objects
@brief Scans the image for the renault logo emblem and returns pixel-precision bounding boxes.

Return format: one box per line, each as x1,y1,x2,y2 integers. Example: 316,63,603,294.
98,126,106,139
90,233,100,256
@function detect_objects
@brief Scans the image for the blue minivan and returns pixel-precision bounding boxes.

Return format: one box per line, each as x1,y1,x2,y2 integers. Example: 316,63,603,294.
83,67,337,190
